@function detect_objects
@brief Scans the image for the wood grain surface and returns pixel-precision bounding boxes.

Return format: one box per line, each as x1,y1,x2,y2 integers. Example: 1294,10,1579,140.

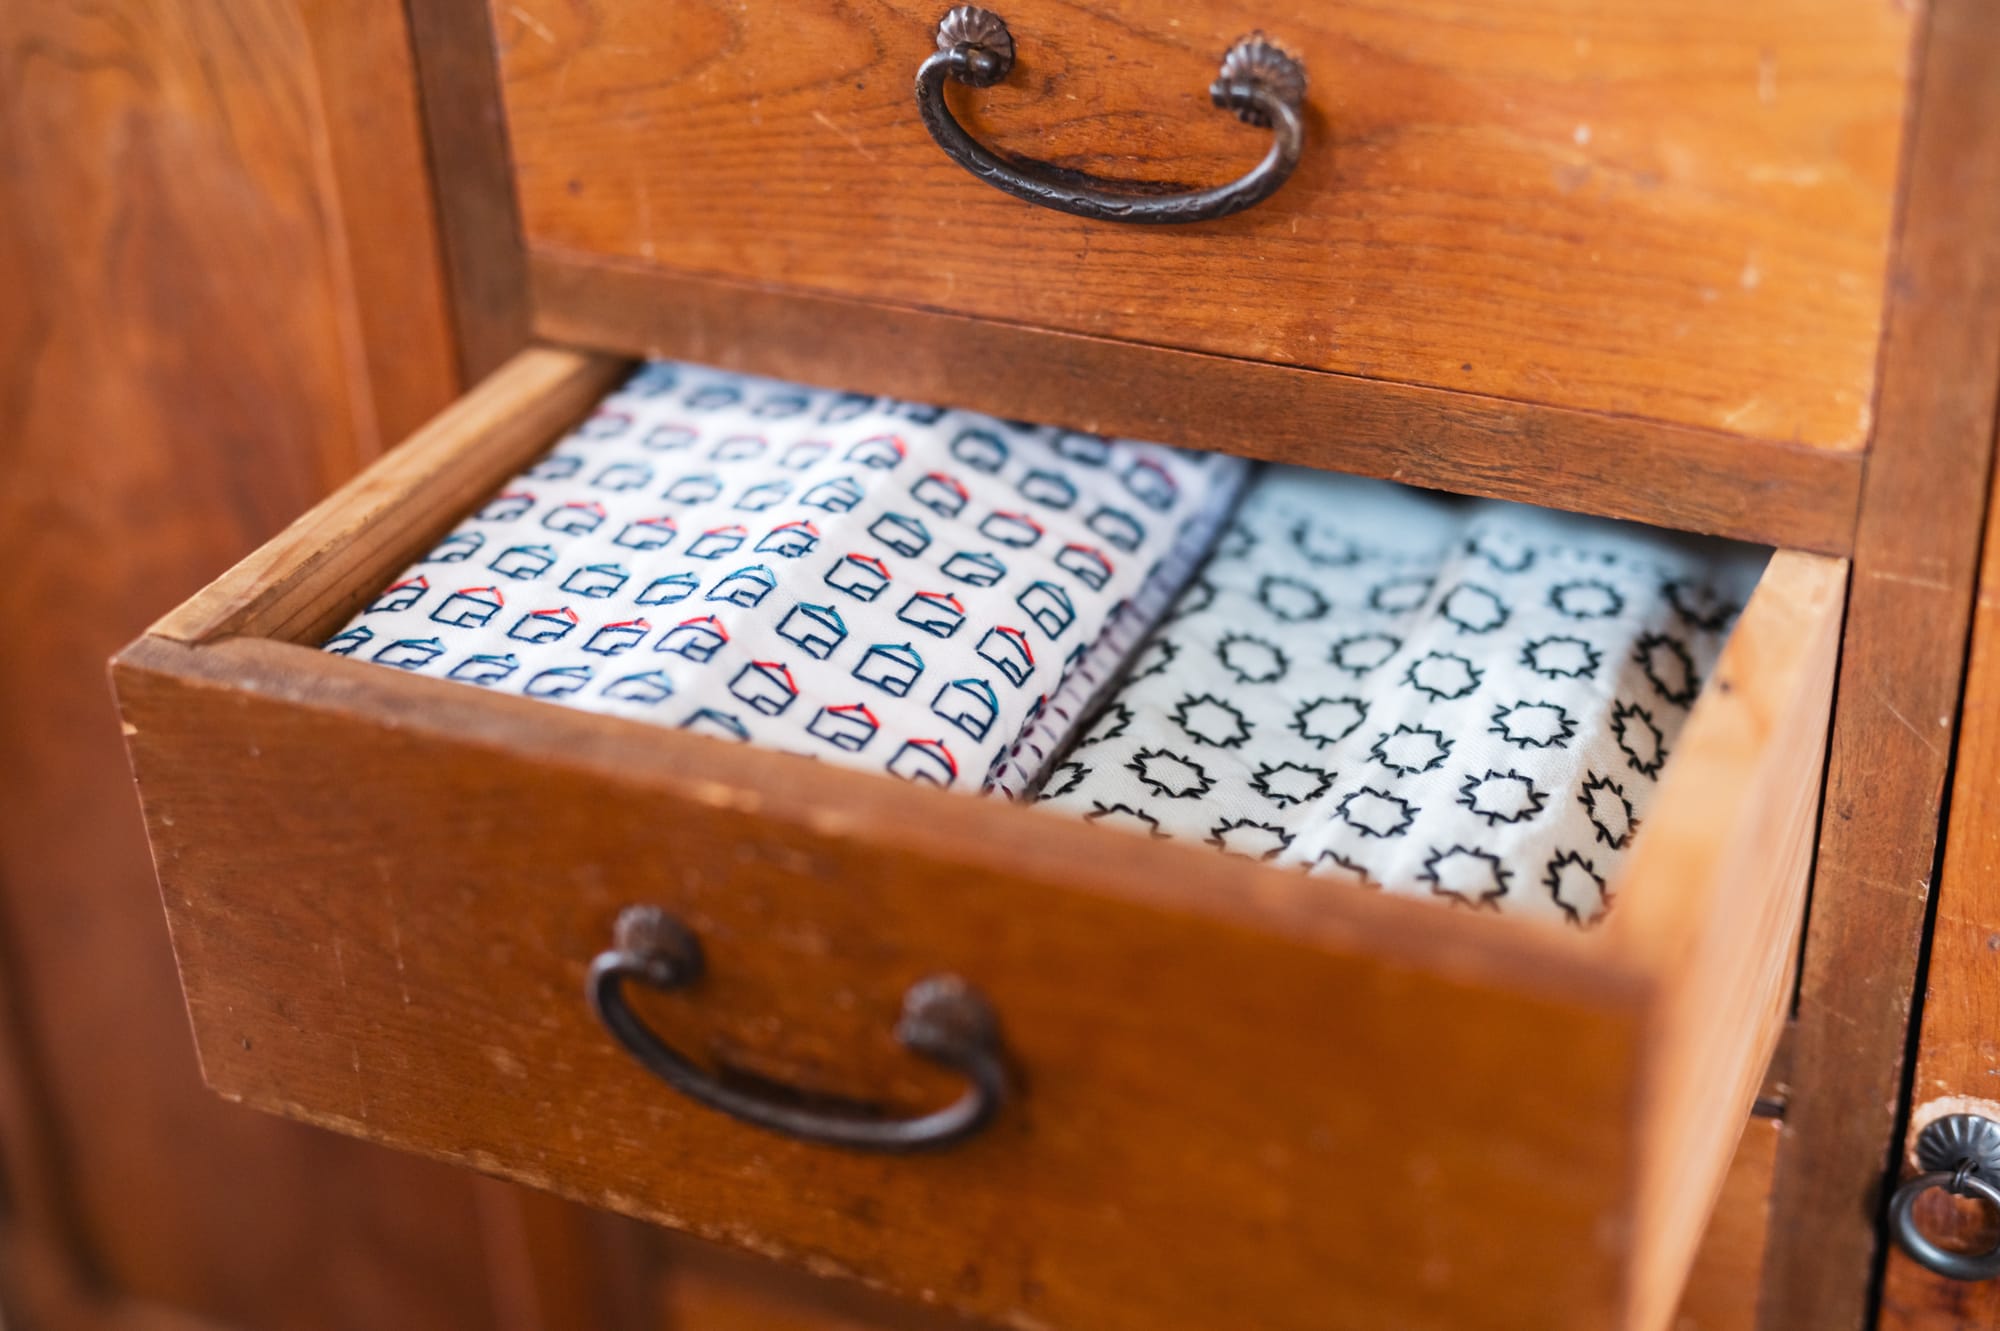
1758,0,2000,1321
529,253,1864,555
1875,344,2000,1329
491,0,1912,449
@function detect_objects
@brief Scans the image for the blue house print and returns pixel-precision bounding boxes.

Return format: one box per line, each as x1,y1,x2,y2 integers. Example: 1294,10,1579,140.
636,572,700,605
1056,543,1114,591
685,383,742,412
898,590,965,639
613,515,678,551
1123,456,1179,512
735,479,791,512
576,407,631,439
845,435,905,469
664,473,724,504
509,606,578,644
324,625,373,656
1017,581,1076,638
585,618,651,656
561,563,629,599
1087,505,1145,553
1019,469,1077,510
869,512,930,557
642,423,697,451
431,585,504,629
369,576,429,614
976,625,1036,687
687,524,746,560
802,476,865,513
807,702,879,753
710,433,767,461
979,510,1043,549
426,531,484,563
778,439,830,470
683,708,751,742
373,637,444,670
543,500,606,535
525,453,582,481
950,428,1007,473
449,653,519,686
524,665,592,699
752,391,809,420
601,669,676,706
657,616,728,662
888,738,958,787
756,520,820,558
819,392,874,425
489,543,556,580
776,603,847,660
910,471,968,517
729,660,799,716
853,643,923,697
825,553,891,602
476,490,535,522
942,550,1006,587
933,678,1000,741
626,364,679,397
1053,430,1110,467
592,460,653,491
707,564,777,608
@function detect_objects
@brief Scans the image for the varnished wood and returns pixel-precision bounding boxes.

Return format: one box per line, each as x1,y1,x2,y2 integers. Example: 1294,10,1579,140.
1676,1117,1783,1331
407,0,532,383
533,253,1863,555
1759,0,2000,1321
1874,388,2000,1327
109,350,1844,1329
0,5,577,1330
492,0,1910,451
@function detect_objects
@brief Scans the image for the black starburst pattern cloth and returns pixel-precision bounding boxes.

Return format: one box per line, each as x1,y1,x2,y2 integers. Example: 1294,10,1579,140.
1033,467,1766,926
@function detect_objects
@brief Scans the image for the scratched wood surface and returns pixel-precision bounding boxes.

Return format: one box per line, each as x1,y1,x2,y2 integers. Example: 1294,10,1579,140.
1875,323,2000,1329
489,0,1912,450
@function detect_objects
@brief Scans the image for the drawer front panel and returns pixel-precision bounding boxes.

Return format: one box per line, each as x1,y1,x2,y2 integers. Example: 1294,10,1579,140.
491,0,1911,449
122,638,1641,1331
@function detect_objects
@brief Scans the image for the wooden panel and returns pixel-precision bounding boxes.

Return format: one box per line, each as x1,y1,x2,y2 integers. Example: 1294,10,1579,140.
492,0,1911,449
1875,354,2000,1327
1676,1117,1783,1331
1759,0,2000,1320
532,256,1863,555
0,4,557,1330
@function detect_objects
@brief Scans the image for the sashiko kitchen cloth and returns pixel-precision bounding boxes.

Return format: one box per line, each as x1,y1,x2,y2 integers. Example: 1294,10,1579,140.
327,360,1248,795
1034,467,1766,926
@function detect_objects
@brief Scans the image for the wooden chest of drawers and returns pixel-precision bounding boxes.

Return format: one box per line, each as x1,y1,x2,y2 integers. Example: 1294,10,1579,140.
96,0,2000,1328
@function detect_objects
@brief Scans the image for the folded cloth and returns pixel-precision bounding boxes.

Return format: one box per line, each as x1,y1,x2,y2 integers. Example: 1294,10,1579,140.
1033,467,1766,926
327,360,1247,795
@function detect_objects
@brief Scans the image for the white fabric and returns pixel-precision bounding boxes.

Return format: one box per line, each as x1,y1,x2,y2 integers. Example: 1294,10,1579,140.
1033,467,1766,926
328,360,1247,795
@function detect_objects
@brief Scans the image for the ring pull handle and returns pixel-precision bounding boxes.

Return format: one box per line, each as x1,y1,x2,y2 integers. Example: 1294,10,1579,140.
915,6,1307,224
1890,1113,2000,1281
586,905,1007,1153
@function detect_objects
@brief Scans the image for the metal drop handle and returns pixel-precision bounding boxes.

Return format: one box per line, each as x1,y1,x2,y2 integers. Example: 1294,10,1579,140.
1889,1113,2000,1281
587,905,1007,1152
915,6,1308,225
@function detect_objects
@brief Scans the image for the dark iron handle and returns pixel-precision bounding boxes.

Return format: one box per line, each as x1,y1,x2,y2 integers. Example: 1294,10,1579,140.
1889,1113,2000,1281
915,6,1307,224
587,905,1007,1152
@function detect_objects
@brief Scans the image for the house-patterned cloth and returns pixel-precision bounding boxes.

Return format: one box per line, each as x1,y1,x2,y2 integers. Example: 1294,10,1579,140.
327,361,1247,795
1033,468,1766,926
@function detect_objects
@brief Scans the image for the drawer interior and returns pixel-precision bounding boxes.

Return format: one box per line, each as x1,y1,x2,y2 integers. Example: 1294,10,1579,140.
117,347,1844,1331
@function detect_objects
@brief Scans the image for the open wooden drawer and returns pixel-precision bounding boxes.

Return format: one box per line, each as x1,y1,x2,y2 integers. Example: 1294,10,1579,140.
113,347,1844,1331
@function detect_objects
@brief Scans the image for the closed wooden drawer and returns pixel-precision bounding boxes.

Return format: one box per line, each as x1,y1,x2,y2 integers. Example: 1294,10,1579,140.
493,0,1911,457
114,348,1843,1331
